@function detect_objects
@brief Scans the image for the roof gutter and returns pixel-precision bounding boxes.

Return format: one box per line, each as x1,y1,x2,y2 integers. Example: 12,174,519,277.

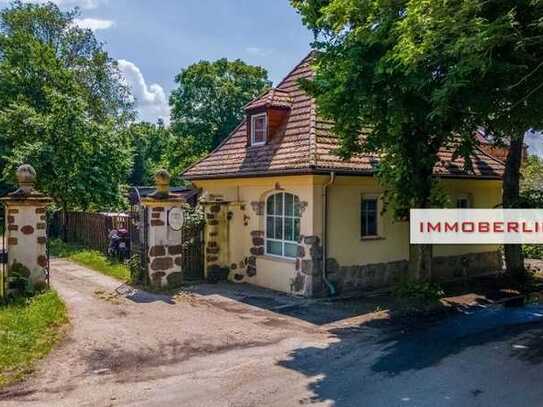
322,171,336,297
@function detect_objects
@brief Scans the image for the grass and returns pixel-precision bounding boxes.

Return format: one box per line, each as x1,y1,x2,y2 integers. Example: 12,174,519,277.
49,239,130,281
0,291,68,388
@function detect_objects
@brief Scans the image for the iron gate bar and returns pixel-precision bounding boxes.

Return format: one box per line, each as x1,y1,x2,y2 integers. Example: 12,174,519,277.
45,211,51,289
0,202,6,300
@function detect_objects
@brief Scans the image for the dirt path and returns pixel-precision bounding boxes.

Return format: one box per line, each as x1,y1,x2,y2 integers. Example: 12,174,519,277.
0,259,332,407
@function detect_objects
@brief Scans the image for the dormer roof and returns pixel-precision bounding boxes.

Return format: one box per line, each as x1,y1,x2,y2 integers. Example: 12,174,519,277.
245,88,293,112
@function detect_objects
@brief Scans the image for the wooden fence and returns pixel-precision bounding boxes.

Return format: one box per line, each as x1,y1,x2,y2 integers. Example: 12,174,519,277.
51,212,129,253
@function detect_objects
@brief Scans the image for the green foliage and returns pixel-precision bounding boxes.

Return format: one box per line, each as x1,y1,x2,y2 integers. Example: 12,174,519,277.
49,239,129,281
127,121,173,186
292,0,543,278
7,261,34,297
523,245,543,260
0,290,67,388
292,0,477,217
182,204,205,228
292,0,543,213
168,58,271,174
522,155,543,192
0,1,134,210
392,278,444,312
127,254,143,284
515,189,543,208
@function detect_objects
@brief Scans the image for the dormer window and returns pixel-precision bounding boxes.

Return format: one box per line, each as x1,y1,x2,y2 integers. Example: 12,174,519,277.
245,88,291,146
251,113,267,146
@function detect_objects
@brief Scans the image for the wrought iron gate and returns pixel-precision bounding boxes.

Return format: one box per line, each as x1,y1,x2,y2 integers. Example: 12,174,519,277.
0,202,6,300
128,204,149,285
181,221,205,282
45,211,52,288
128,202,204,285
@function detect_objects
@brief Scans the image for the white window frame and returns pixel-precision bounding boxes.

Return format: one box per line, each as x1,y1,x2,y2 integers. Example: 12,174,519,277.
251,112,267,146
265,192,301,259
361,194,380,239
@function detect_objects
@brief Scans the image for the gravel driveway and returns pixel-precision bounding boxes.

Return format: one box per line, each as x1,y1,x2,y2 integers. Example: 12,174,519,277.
3,259,543,407
0,259,333,407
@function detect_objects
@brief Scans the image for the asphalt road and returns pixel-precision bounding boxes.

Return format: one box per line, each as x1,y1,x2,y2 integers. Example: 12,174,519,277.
281,304,543,407
1,260,543,406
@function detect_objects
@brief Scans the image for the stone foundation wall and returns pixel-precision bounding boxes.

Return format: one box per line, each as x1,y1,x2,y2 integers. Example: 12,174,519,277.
327,251,503,294
291,235,326,297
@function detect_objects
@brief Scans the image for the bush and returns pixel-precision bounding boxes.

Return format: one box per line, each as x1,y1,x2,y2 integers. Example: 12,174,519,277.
128,254,144,284
392,278,444,313
523,245,543,260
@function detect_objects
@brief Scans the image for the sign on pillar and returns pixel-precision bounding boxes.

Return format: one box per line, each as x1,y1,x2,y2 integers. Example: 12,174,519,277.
140,169,186,289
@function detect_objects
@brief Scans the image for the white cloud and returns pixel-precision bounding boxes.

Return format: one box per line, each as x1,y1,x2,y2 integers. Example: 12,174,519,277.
73,17,113,31
118,59,170,124
246,47,273,57
0,0,107,9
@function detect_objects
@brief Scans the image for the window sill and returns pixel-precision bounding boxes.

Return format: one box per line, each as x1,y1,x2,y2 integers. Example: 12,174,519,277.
260,254,296,264
361,236,386,241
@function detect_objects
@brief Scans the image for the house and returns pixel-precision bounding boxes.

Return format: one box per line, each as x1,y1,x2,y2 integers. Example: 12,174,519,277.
475,129,529,162
182,53,505,297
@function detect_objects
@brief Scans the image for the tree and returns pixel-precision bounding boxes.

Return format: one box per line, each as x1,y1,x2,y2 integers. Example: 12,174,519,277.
127,121,172,186
292,0,543,279
522,154,543,192
292,0,476,279
0,1,134,211
382,0,543,278
169,58,271,155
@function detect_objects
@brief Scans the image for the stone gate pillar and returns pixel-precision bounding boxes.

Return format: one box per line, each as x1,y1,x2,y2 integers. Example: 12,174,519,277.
141,170,185,289
0,165,52,289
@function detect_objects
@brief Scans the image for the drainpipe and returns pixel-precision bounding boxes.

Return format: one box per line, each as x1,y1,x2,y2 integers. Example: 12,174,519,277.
322,172,336,296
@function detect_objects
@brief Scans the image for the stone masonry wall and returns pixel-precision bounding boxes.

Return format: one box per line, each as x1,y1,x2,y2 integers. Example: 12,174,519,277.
147,206,184,288
204,200,230,282
5,204,49,288
291,235,326,297
326,251,503,295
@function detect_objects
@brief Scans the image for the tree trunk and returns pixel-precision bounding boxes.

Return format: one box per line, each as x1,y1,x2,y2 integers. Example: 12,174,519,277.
409,194,433,281
409,244,433,280
503,133,525,278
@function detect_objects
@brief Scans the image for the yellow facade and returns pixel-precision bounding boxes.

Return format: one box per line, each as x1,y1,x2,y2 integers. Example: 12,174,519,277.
194,175,503,295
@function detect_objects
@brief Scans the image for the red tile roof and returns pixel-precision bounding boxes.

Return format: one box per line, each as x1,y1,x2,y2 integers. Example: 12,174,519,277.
245,88,292,111
183,54,505,181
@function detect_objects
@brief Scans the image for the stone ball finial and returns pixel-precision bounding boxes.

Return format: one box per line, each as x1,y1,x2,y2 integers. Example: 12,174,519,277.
154,169,171,196
16,164,36,193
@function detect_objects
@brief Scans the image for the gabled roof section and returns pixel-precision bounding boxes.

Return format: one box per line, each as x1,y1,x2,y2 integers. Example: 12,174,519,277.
183,53,505,181
245,88,292,111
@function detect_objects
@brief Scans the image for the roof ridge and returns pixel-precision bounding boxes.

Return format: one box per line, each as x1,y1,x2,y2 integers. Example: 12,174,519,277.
243,87,272,109
474,144,506,166
276,50,315,89
309,97,318,168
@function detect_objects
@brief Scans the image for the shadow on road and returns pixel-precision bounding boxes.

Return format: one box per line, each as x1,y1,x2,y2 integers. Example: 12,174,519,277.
277,304,543,406
182,281,395,325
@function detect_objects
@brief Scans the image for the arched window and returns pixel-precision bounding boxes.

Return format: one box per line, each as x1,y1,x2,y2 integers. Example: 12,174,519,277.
266,192,301,258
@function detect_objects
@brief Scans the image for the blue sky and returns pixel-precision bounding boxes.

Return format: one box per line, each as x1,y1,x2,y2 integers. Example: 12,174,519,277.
0,0,313,123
